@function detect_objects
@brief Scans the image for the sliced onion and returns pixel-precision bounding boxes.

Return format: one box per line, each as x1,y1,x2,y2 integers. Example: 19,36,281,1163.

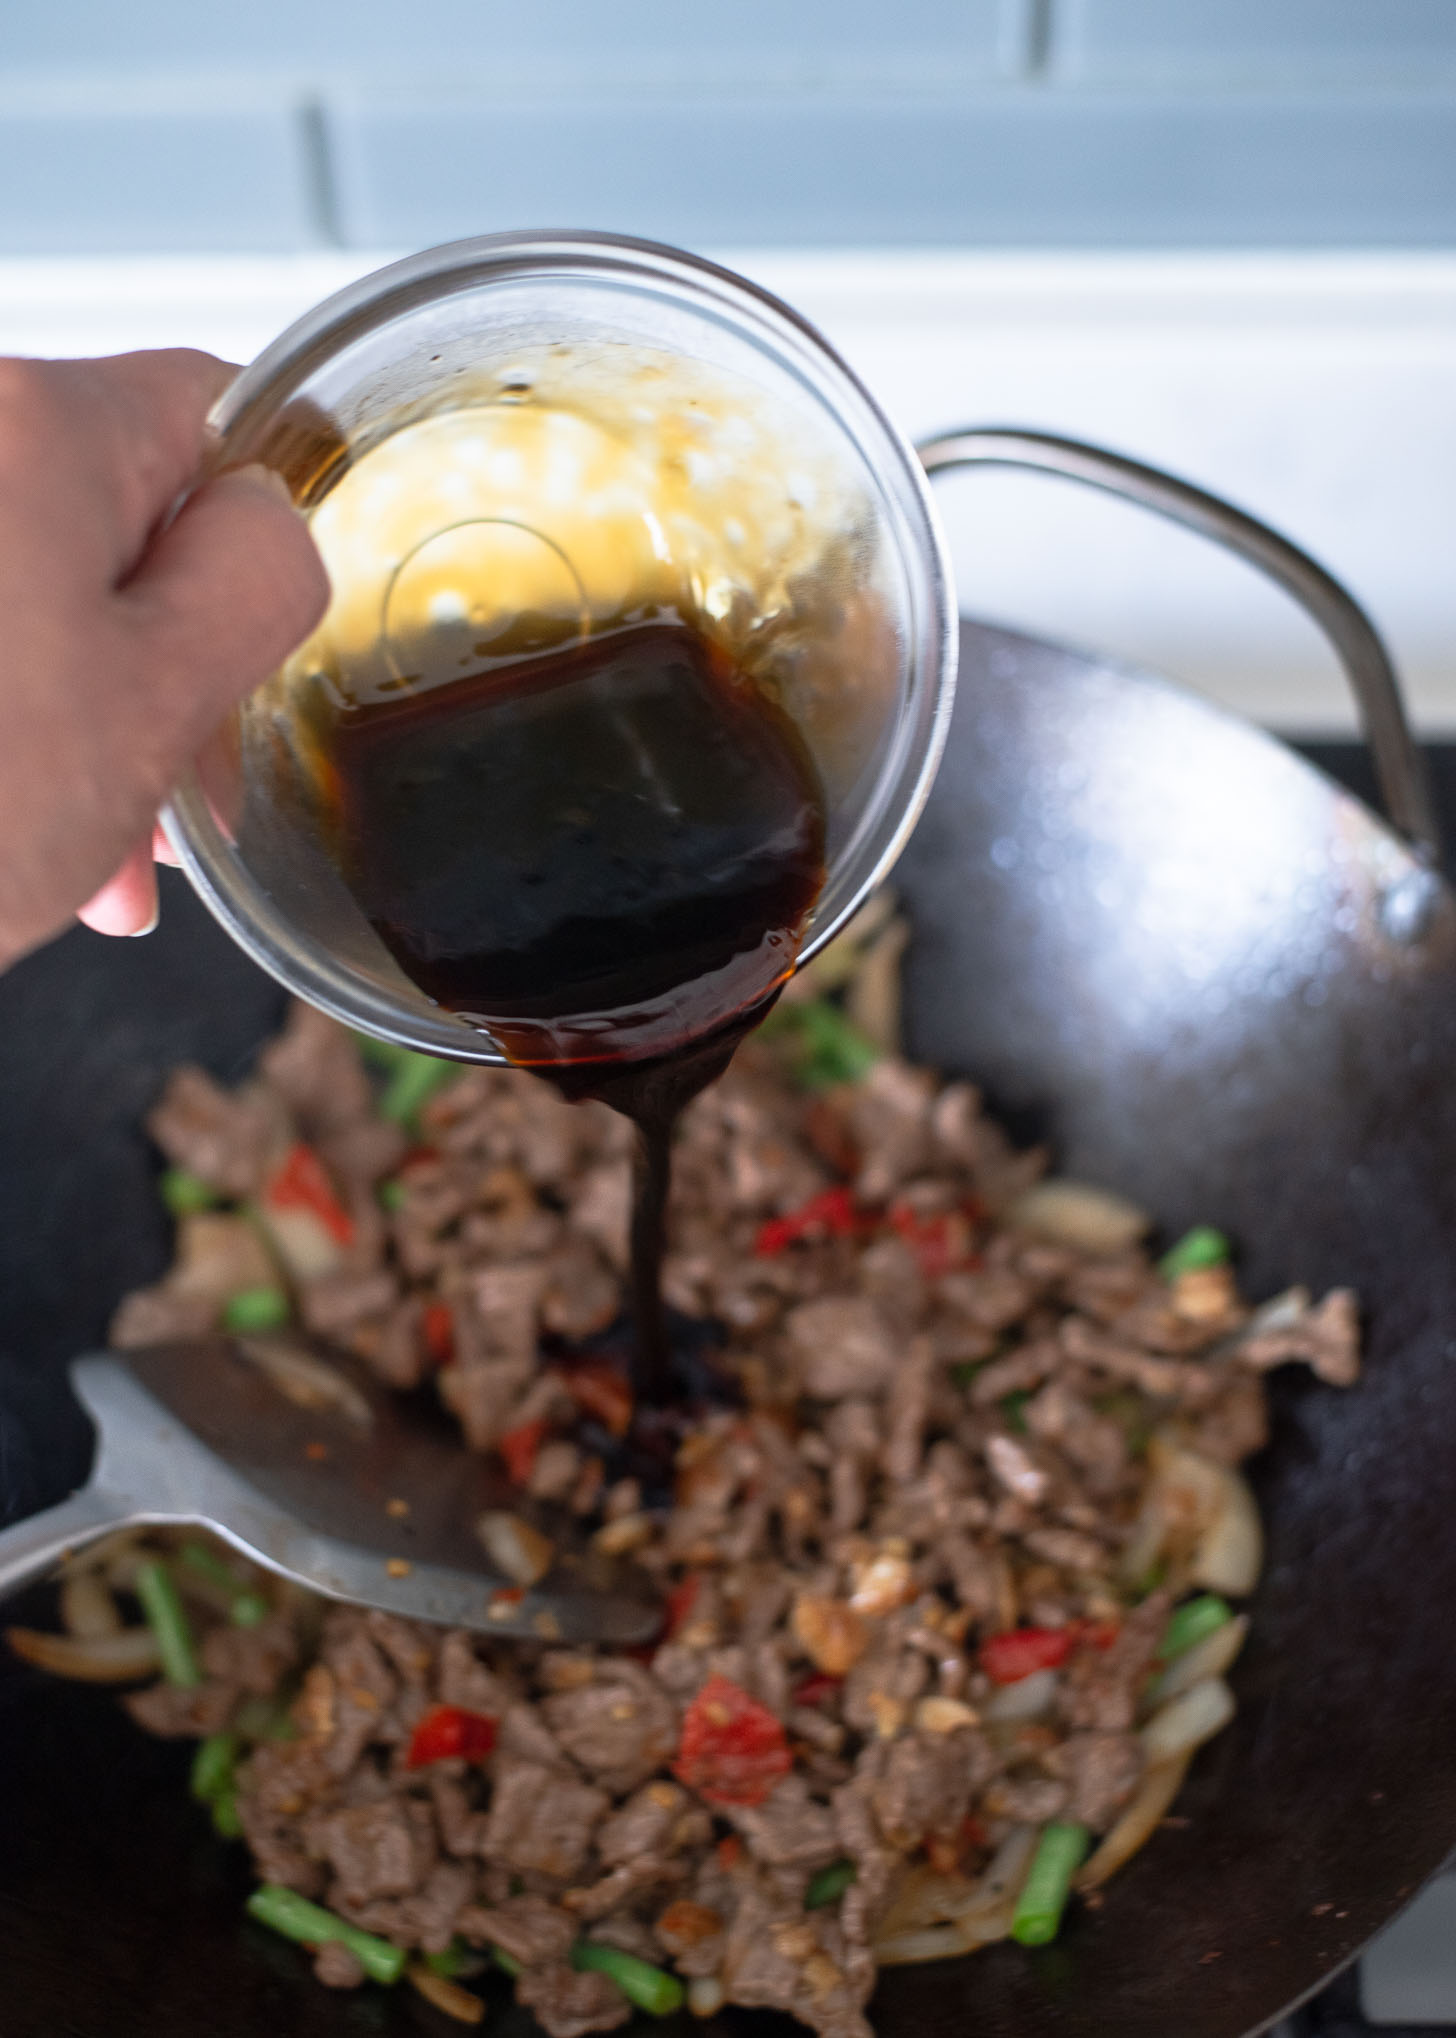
1120,1435,1263,1596
407,1965,485,2025
476,1511,555,1587
688,1977,725,2019
1143,1614,1248,1712
235,1334,373,1429
1075,1751,1194,1891
1142,1675,1236,1766
875,1864,981,1940
876,1824,1038,1939
1006,1180,1149,1255
6,1624,162,1682
59,1570,123,1638
983,1667,1060,1723
1191,1472,1262,1596
874,1909,1013,1966
172,1211,277,1300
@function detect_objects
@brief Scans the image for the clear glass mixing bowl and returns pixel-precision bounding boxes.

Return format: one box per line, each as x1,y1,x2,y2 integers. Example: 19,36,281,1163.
164,232,957,1062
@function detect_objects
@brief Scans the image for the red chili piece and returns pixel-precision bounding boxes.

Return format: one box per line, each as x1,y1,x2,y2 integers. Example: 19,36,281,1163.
1071,1618,1120,1652
404,1704,498,1769
421,1301,455,1368
979,1625,1076,1684
791,1671,843,1708
498,1419,549,1487
673,1673,792,1807
755,1187,862,1258
663,1574,702,1640
266,1142,355,1246
886,1200,984,1278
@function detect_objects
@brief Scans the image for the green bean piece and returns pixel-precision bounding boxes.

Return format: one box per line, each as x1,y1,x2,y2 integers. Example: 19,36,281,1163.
492,1948,524,1979
999,1389,1032,1435
761,998,880,1089
181,1539,240,1591
190,1731,238,1804
571,1941,685,2016
222,1284,291,1334
212,1789,244,1840
353,1032,413,1072
134,1559,200,1688
950,1360,984,1388
246,1885,406,1985
1158,1226,1231,1280
378,1051,454,1128
161,1166,222,1217
234,1693,296,1744
1157,1593,1233,1663
230,1591,271,1629
377,1177,406,1213
805,1859,857,1910
1010,1822,1090,1947
425,1943,486,1980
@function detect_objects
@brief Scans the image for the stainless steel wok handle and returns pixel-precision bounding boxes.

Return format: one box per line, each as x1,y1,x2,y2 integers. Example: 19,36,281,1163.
916,425,1442,868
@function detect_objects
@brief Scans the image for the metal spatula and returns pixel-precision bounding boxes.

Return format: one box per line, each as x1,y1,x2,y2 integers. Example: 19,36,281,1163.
0,1339,660,1644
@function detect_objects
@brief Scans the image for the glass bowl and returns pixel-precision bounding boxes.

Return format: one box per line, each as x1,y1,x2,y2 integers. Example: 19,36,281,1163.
164,231,957,1062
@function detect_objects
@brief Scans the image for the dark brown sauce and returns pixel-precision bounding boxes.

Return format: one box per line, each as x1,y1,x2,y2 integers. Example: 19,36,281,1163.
324,619,827,1400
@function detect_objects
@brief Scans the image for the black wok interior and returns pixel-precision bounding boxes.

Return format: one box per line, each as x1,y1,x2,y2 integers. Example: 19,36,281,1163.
5,619,1456,2037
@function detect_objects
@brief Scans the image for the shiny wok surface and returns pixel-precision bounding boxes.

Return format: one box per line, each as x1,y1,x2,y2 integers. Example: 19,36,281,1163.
4,617,1456,2036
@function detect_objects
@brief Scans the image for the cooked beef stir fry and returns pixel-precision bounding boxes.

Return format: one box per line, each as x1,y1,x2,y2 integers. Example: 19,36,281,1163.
10,924,1359,2034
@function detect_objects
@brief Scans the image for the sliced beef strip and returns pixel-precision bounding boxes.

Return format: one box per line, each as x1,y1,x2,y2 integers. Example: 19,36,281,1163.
594,1780,697,1866
980,1773,1070,1823
515,1963,633,2038
317,1610,400,1773
868,1728,987,1851
124,1679,238,1738
723,1776,841,1872
311,1796,437,1907
784,1296,896,1400
299,1267,400,1338
258,1003,375,1134
200,1613,298,1696
429,1769,487,1857
654,1896,727,1977
540,1664,678,1793
236,1739,337,1898
312,1942,366,1989
110,1283,218,1348
1045,1730,1144,1831
458,1892,579,1967
1060,1590,1171,1733
481,1759,609,1880
721,1876,875,2038
563,1856,689,1921
498,1701,572,1770
147,1067,288,1198
1189,1371,1270,1464
437,1630,518,1716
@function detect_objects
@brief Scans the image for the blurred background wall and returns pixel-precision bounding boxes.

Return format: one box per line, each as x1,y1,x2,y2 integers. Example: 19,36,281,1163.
1,0,1454,735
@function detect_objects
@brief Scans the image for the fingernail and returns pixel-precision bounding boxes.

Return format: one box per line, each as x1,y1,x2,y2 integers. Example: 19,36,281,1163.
129,907,160,938
234,462,299,510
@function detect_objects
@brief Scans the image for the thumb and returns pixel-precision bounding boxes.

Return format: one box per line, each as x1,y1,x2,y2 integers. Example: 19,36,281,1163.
121,463,330,741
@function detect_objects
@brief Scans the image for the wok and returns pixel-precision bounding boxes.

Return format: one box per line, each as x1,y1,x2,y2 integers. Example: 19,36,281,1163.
4,435,1456,2037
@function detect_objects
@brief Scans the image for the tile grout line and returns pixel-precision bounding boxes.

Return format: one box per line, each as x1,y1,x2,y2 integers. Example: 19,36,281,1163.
1023,0,1056,81
298,97,343,251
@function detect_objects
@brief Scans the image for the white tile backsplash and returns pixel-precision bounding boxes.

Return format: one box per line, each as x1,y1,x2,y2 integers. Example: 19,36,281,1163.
1,248,1451,735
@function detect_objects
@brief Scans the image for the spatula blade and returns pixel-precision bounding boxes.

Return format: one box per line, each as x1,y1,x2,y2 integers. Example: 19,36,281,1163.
74,1340,659,1645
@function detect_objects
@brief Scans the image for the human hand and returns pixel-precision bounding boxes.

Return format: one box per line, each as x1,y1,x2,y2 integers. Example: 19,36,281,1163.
0,348,329,968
